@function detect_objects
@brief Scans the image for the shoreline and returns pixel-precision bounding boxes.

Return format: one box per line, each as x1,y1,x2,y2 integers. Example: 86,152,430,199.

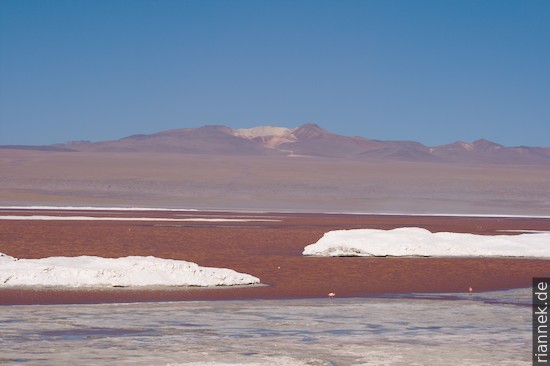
0,286,531,307
2,204,550,218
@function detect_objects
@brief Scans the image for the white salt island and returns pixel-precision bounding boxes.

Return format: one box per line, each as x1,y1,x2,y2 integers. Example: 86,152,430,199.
0,253,260,287
302,227,550,258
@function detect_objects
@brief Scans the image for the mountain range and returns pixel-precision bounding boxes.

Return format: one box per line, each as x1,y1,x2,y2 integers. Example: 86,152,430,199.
3,123,550,165
2,123,550,214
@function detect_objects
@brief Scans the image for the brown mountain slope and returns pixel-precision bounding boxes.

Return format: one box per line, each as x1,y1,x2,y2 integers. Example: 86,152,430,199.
430,139,550,165
63,125,277,156
274,124,384,158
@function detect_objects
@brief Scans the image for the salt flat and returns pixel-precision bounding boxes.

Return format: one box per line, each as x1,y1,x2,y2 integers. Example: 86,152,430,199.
0,288,531,365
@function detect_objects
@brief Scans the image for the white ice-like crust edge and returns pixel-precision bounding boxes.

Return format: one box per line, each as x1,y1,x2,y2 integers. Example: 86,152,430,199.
0,215,280,222
0,206,198,211
166,357,322,366
302,227,550,258
2,206,550,219
0,253,260,288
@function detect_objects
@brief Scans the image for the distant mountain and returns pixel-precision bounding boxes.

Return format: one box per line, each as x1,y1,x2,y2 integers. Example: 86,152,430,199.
0,145,77,152
239,123,385,158
429,139,550,164
61,125,272,155
4,124,550,164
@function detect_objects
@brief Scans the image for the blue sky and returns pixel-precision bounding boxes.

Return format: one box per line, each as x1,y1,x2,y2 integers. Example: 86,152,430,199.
1,0,549,146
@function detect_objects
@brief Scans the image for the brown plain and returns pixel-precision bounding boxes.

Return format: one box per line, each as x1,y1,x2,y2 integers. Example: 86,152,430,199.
1,149,550,215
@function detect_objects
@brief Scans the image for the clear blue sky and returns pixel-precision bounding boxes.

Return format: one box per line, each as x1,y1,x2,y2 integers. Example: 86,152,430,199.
1,0,549,147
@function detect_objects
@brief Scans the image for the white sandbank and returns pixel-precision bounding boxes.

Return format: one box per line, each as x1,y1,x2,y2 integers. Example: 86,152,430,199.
303,227,550,258
0,253,260,287
0,215,280,222
0,205,198,211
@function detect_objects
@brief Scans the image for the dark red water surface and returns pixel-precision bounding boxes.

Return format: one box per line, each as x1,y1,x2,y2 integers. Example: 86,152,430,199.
1,210,549,304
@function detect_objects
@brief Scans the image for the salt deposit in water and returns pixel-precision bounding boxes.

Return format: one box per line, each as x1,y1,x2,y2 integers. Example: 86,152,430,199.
303,227,550,258
0,253,260,287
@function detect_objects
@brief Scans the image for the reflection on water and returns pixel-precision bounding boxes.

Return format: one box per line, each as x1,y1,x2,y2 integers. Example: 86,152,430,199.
0,288,531,365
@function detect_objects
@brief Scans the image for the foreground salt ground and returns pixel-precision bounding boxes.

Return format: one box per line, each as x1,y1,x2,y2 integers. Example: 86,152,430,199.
303,227,550,257
0,253,260,287
0,288,530,365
